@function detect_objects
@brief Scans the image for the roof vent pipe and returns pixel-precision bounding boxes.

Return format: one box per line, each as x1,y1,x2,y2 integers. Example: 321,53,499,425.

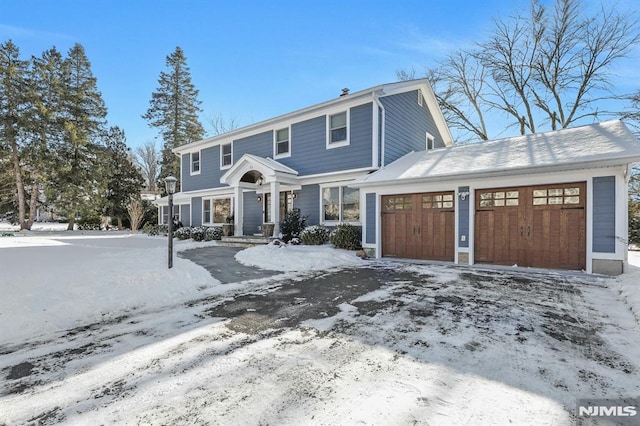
340,88,349,97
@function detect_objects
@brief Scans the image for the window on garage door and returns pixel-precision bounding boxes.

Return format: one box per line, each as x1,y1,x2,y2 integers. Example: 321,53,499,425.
478,190,519,208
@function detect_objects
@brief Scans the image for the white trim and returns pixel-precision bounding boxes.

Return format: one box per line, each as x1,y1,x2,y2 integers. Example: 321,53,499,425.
326,110,350,149
273,126,292,159
371,93,380,168
298,167,374,186
190,150,201,175
201,196,234,226
418,89,424,106
426,132,435,150
220,142,233,170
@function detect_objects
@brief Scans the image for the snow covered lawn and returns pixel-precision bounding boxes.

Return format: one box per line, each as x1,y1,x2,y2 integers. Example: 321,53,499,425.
0,232,639,425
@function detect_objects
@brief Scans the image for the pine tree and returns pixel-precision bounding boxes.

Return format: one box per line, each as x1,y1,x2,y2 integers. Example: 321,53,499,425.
143,46,204,190
54,43,107,230
98,126,144,229
0,40,30,229
23,47,66,228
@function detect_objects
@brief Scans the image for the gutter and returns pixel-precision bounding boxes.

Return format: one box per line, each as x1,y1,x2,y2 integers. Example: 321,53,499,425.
373,92,386,168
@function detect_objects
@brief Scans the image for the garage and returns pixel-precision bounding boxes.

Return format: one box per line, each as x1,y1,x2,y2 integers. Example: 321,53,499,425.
382,192,455,261
474,182,586,270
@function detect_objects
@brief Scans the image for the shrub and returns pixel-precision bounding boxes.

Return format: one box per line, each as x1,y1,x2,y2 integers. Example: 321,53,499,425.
629,202,640,245
300,225,330,245
204,226,223,241
330,223,362,250
174,226,192,240
191,226,206,242
280,210,307,242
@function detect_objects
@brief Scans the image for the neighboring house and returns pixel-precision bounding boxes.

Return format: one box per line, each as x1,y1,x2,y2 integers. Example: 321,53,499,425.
156,79,452,236
353,120,640,275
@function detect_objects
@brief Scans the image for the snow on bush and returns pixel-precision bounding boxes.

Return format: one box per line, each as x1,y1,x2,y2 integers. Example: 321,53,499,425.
300,225,330,245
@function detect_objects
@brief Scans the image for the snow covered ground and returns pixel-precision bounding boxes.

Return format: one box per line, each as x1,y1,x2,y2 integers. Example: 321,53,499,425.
0,230,639,425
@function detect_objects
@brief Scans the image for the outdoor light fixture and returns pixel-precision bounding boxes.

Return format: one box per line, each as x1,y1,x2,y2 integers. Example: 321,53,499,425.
291,191,297,199
458,191,470,200
164,175,178,269
257,195,262,203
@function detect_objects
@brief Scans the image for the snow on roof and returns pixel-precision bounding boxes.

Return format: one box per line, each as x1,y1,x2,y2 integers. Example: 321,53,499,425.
356,120,640,186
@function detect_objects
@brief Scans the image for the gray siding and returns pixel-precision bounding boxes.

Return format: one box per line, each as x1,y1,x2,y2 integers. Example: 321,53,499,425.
458,186,469,248
191,197,202,227
365,193,376,244
234,130,273,162
181,204,191,227
294,185,320,226
593,176,616,253
279,103,373,175
243,192,263,236
381,90,444,165
181,146,227,192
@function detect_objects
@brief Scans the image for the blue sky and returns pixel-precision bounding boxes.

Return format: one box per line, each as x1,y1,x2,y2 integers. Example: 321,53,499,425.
2,0,638,148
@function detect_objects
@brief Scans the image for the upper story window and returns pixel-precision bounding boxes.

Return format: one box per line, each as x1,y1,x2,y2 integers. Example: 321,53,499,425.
426,132,435,150
327,111,349,149
274,127,290,158
190,151,200,175
221,143,232,169
418,90,425,106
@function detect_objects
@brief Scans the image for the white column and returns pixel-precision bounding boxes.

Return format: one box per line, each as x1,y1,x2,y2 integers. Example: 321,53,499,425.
234,186,244,236
270,181,280,236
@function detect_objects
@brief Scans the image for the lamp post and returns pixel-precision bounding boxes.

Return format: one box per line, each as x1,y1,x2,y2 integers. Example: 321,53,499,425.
164,175,178,269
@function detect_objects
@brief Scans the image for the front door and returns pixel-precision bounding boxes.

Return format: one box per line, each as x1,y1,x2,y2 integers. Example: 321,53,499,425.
264,191,294,223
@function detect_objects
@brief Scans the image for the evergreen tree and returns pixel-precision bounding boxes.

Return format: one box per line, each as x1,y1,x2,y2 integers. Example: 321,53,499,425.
98,126,144,229
53,43,107,230
23,47,66,227
143,46,204,190
0,40,30,229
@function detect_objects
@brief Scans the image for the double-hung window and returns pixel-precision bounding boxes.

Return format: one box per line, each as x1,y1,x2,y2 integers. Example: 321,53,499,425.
203,200,212,224
426,132,435,150
191,151,200,174
221,143,232,168
327,111,349,148
274,127,290,158
322,186,360,223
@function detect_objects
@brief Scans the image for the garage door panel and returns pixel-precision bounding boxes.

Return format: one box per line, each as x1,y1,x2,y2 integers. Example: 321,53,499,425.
476,182,586,270
382,192,454,262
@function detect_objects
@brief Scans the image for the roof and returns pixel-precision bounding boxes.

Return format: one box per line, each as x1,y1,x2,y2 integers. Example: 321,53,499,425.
173,78,453,154
354,120,640,187
240,154,298,175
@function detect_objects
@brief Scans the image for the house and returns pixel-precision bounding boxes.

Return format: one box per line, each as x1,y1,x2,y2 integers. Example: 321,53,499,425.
352,120,640,275
157,78,640,275
156,79,452,237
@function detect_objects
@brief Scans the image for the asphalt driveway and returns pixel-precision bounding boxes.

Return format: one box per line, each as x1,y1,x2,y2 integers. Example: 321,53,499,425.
2,255,638,425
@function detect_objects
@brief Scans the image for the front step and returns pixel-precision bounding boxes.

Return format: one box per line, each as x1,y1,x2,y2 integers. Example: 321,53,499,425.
218,235,272,248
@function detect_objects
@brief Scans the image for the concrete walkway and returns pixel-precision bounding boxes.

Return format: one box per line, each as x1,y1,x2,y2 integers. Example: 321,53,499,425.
178,246,281,284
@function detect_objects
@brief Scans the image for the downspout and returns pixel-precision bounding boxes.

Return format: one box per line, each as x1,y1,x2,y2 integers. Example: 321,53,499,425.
373,92,386,168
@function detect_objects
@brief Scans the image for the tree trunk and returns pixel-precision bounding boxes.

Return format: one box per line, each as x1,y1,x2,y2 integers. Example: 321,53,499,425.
9,138,27,230
117,216,123,230
26,179,40,230
67,215,75,231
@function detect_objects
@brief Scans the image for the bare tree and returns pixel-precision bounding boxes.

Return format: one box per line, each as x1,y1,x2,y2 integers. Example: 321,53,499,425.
401,0,639,141
206,112,239,136
135,140,159,192
127,197,144,231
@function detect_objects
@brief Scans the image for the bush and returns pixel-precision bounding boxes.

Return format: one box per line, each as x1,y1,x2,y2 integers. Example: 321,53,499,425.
191,226,206,242
280,210,307,242
77,216,101,231
300,225,330,245
204,226,222,241
174,226,192,240
330,223,362,250
629,202,640,245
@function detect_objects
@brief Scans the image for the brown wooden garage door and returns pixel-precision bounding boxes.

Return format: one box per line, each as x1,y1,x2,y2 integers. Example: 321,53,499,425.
382,192,455,261
475,182,586,270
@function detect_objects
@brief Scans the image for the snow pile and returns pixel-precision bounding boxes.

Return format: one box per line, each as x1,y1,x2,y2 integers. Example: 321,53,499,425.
0,221,73,232
610,251,640,320
234,243,364,271
0,234,218,344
